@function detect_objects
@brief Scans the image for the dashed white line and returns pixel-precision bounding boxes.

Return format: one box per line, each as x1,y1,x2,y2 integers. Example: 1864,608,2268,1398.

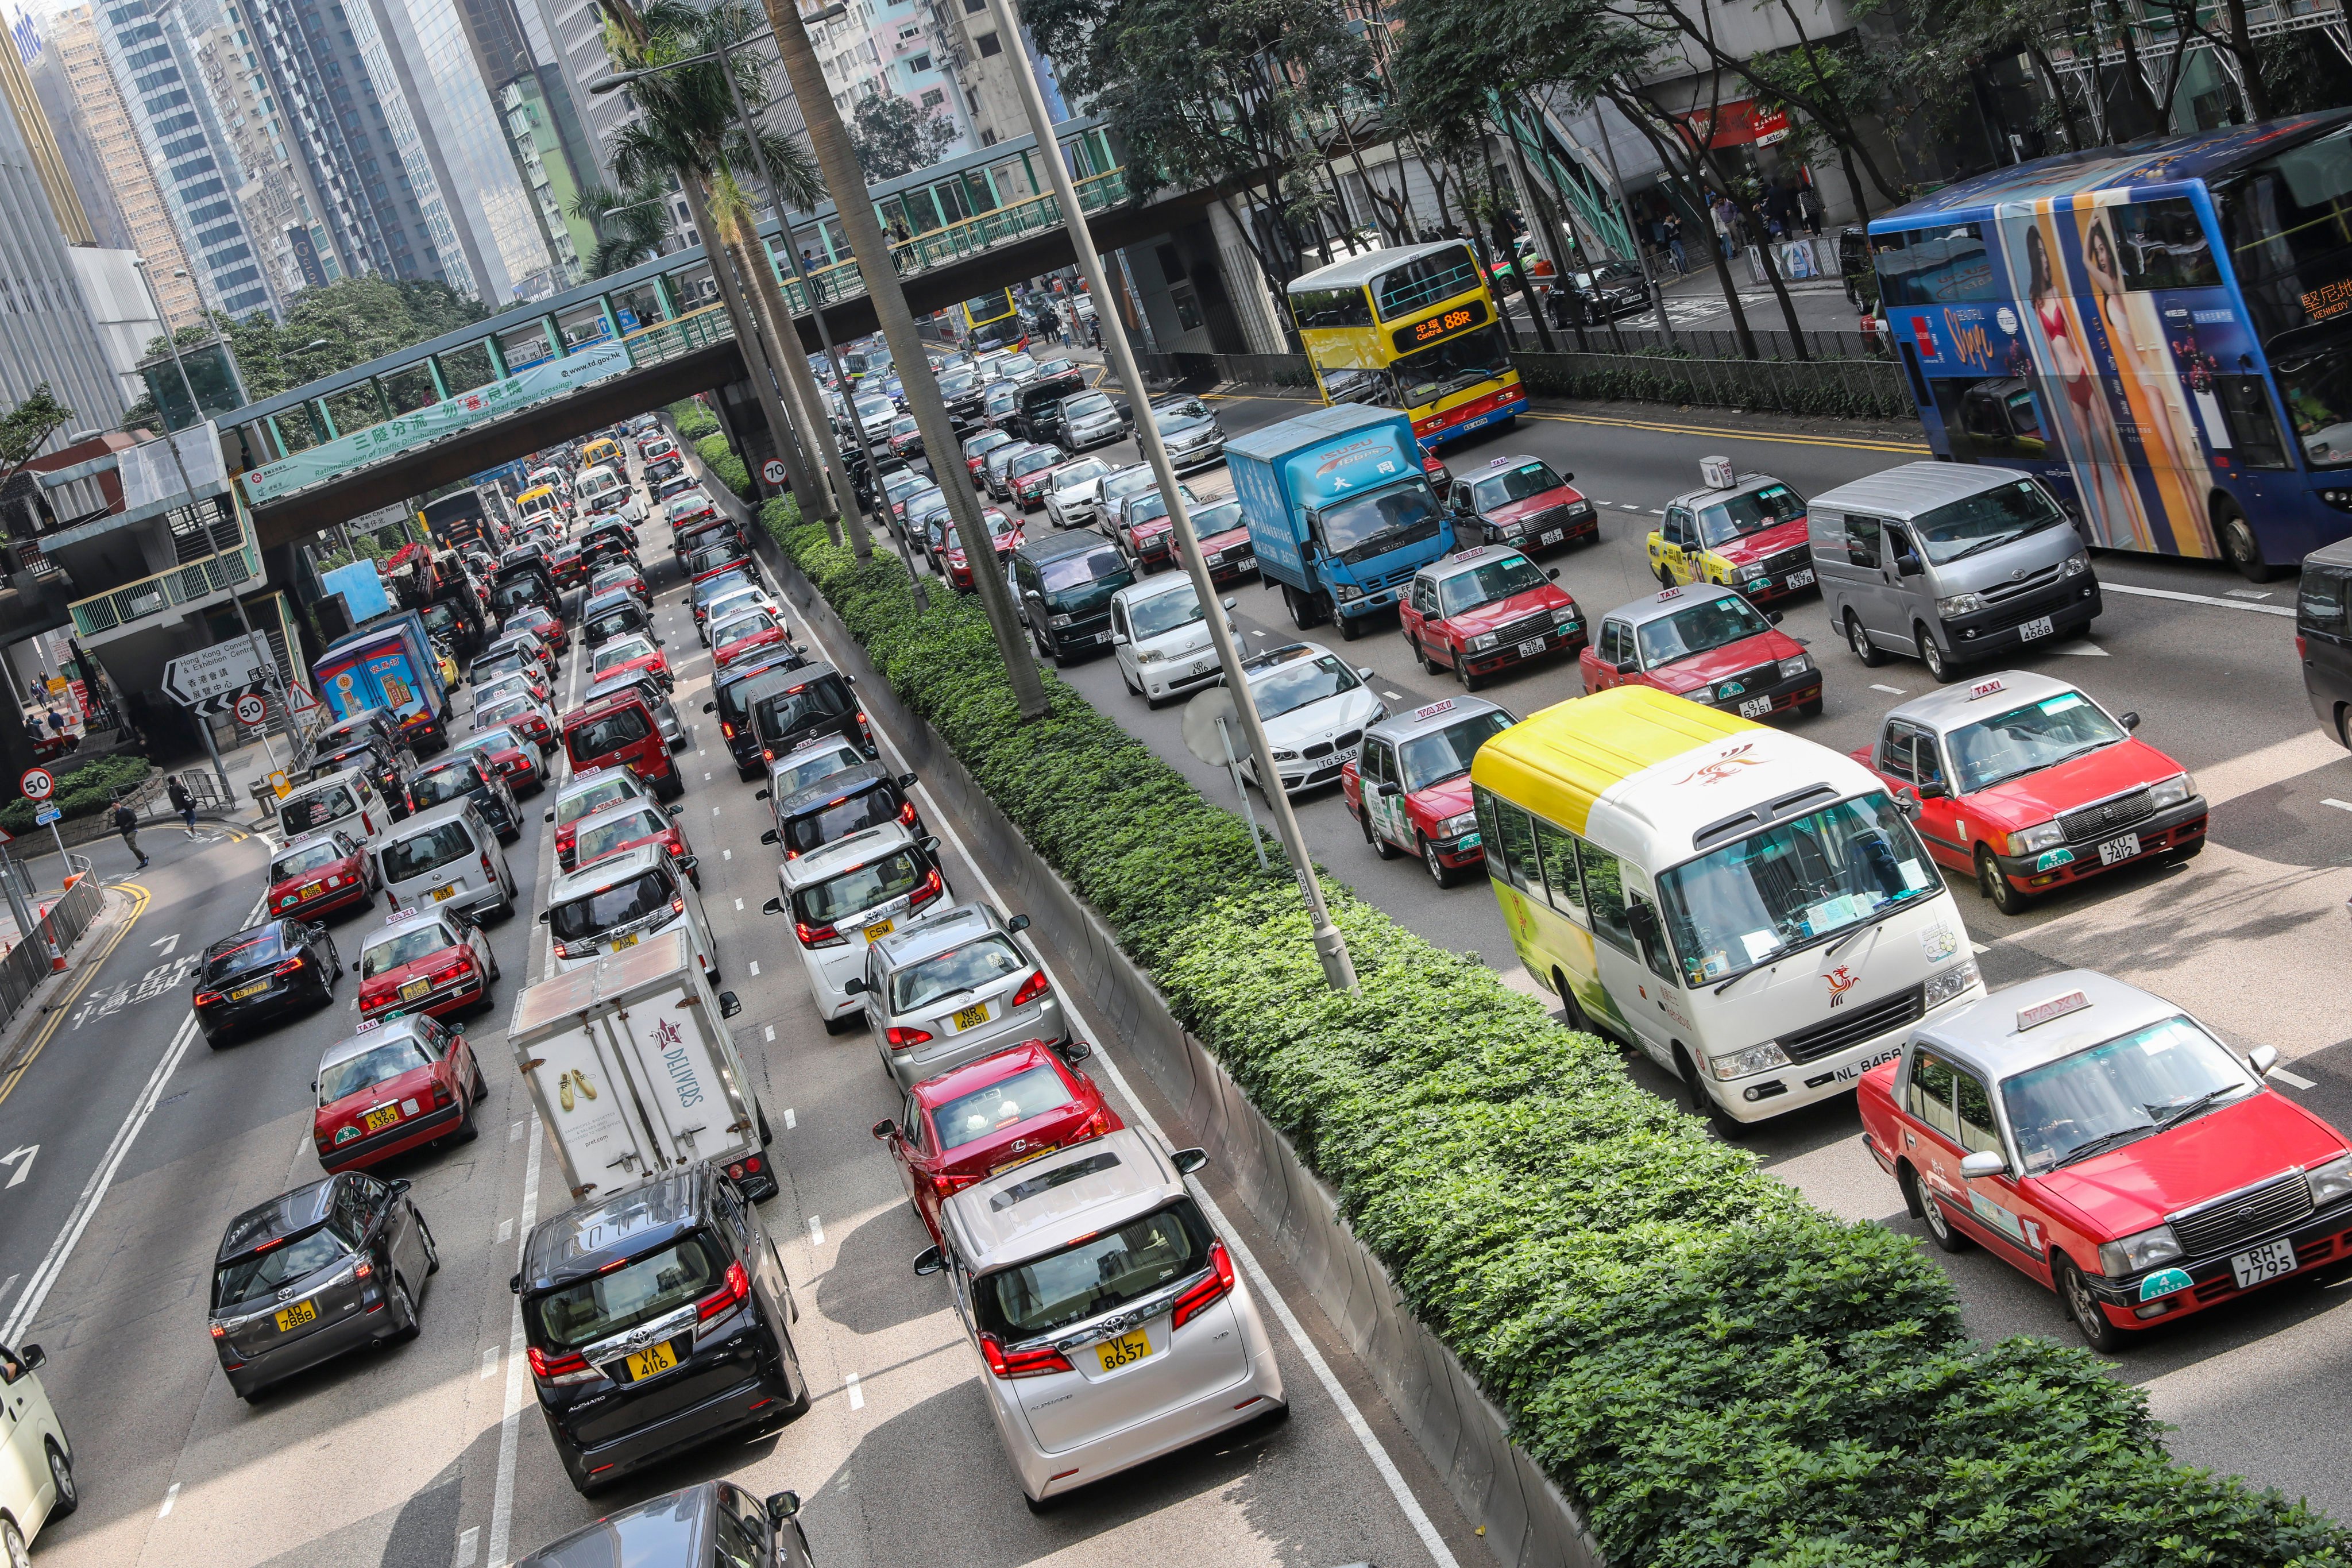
721,849,732,861
2104,581,2296,618
1869,683,1906,694
844,1371,864,1411
2269,1065,2319,1090
704,772,712,781
1381,690,1403,700
747,960,760,976
158,1481,181,1518
782,1107,795,1130
808,1214,824,1245
2323,799,2352,813
496,1217,513,1244
480,1346,500,1378
454,1525,481,1567
734,897,744,910
510,1119,524,1141
712,806,721,816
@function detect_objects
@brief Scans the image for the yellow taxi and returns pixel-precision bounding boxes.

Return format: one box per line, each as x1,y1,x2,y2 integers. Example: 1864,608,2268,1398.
580,437,621,471
1644,461,1817,605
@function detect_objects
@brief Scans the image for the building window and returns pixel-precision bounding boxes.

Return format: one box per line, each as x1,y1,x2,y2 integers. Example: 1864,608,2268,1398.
919,87,944,110
975,29,999,53
909,51,929,69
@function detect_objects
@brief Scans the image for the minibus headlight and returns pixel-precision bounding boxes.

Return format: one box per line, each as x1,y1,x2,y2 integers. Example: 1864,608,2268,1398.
2009,822,2065,855
1937,591,1986,617
2063,553,2090,577
1923,959,1980,1007
1708,1041,1792,1080
2148,773,2193,809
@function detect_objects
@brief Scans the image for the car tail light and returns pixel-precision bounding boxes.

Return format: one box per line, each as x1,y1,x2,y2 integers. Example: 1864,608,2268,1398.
885,1025,933,1051
355,1257,374,1279
1171,1241,1235,1330
527,1346,597,1384
552,939,572,959
194,988,224,1007
696,1260,751,1322
210,1323,227,1339
481,852,495,874
897,799,919,827
273,956,306,977
795,920,844,949
910,868,944,911
720,720,736,740
1011,970,1049,1007
979,1333,1072,1380
930,1171,975,1198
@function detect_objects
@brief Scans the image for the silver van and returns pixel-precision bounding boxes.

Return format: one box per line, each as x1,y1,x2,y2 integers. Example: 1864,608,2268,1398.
1809,464,2100,682
375,800,517,919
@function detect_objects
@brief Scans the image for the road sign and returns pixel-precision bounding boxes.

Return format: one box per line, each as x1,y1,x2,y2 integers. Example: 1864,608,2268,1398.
762,459,787,486
162,634,280,712
234,693,267,727
287,683,320,715
33,806,59,826
18,768,52,802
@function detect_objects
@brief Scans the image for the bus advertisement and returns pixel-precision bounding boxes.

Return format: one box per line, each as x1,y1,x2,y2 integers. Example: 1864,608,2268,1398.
1870,110,2352,581
1286,241,1528,451
962,288,1027,353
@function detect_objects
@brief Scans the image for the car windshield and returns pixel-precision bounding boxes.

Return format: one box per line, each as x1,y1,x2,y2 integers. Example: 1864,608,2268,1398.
271,841,345,882
2002,1014,2258,1174
410,764,484,809
361,925,450,976
1635,594,1772,666
550,868,674,941
795,847,923,926
1438,554,1548,615
705,592,764,625
974,1199,1212,1339
754,678,853,744
1697,483,1805,546
1397,711,1515,791
1250,653,1361,719
569,709,651,761
1038,549,1133,612
383,821,474,884
576,808,665,862
902,490,943,517
891,416,918,438
279,786,358,836
1130,584,1206,639
585,608,643,644
930,1064,1073,1151
715,611,777,642
1055,459,1109,490
529,1234,725,1353
1945,689,2127,793
214,1225,353,1308
1316,484,1445,566
889,933,1024,1011
1066,393,1114,419
319,1038,433,1103
559,778,639,826
667,494,712,517
998,354,1036,377
1009,450,1059,478
1471,462,1565,511
1910,479,2071,565
203,928,289,982
1656,793,1939,985
1192,500,1246,538
1102,470,1154,504
474,654,530,686
940,370,981,396
773,744,863,795
967,432,1012,458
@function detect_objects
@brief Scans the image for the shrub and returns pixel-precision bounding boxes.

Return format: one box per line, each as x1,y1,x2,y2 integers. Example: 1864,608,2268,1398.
759,495,2352,1567
669,399,719,441
695,433,751,499
1,752,154,833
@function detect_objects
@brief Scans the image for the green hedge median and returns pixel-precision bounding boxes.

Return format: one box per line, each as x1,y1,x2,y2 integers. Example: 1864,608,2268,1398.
1,754,152,835
761,496,2351,1568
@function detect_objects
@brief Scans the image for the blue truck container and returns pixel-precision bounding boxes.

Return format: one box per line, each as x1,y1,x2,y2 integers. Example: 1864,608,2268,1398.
1227,404,1455,639
311,608,451,755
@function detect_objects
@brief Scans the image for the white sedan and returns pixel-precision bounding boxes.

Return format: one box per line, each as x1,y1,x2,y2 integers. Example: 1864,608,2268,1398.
1235,642,1387,796
1042,457,1115,530
1110,574,1233,706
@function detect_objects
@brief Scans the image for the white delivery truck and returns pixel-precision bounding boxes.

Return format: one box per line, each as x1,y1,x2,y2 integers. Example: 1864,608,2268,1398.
508,928,779,1202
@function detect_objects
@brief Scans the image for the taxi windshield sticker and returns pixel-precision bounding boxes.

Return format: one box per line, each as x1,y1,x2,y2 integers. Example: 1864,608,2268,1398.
2038,693,2089,714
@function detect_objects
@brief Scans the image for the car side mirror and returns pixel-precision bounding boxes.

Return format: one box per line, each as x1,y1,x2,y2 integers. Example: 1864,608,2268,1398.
716,990,741,1019
760,828,779,845
1057,1038,1093,1064
762,897,783,914
1111,632,1129,646
843,976,867,995
676,856,698,875
897,772,917,789
1614,657,1638,675
2250,1042,2279,1076
913,1245,945,1276
536,910,549,924
754,787,770,800
543,809,554,822
1917,781,1951,801
1377,780,1403,797
1627,901,1660,949
871,1117,897,1140
918,835,940,854
2120,711,2141,731
1958,1149,2007,1180
702,701,717,713
1170,1147,1209,1176
765,1489,802,1527
509,1273,522,1295
1893,791,1922,821
1356,666,1374,679
1006,913,1030,933
1562,472,1574,483
843,673,856,685
451,1020,466,1034
17,1345,43,1373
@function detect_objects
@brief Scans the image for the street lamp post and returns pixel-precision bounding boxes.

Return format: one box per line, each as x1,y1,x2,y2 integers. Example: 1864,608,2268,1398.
979,0,1357,991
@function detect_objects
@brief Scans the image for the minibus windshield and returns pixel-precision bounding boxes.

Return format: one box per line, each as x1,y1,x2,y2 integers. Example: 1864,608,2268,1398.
1656,793,1939,986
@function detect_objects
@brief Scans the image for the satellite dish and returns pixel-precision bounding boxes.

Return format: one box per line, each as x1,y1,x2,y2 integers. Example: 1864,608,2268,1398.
1181,684,1241,767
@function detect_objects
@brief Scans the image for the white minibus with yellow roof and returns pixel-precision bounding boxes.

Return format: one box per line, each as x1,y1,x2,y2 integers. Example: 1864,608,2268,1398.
1470,685,1986,1127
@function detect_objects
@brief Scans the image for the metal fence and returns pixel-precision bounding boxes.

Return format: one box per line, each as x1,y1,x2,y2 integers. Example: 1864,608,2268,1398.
0,869,105,1034
1558,321,1888,364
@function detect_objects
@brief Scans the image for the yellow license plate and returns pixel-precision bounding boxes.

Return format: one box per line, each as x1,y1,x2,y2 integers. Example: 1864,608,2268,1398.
431,883,457,901
229,981,268,1001
991,1143,1057,1175
863,918,894,943
612,932,638,949
952,1002,990,1031
624,1341,678,1381
298,883,322,901
399,978,431,1000
1096,1328,1152,1372
274,1300,317,1333
364,1104,401,1131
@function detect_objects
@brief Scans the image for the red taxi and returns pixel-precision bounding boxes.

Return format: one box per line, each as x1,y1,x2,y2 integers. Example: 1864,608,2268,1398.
474,696,556,754
312,1013,485,1172
1858,971,2352,1353
451,727,546,796
1401,545,1584,692
710,608,792,670
1185,499,1257,586
546,767,652,872
870,1038,1122,1245
939,508,1021,593
267,830,379,919
1339,696,1515,885
353,908,499,1023
1007,453,1067,509
1852,671,2207,916
1646,467,1815,604
1452,454,1598,553
547,542,588,593
590,565,650,607
589,633,671,692
569,797,699,887
1110,486,1197,573
1581,585,1820,720
506,608,569,656
963,428,1014,486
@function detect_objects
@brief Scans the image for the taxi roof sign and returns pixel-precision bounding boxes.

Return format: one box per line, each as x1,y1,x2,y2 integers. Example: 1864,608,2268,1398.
2016,990,2092,1032
1967,678,2007,700
1451,545,1490,561
1655,586,1683,601
1488,456,1508,466
1411,698,1458,721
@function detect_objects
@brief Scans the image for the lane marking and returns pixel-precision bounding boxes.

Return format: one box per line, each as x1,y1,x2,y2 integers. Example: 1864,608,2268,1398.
2324,799,2352,813
722,849,732,861
1868,683,1906,695
454,1524,481,1567
844,1370,863,1411
1382,690,1403,700
2103,581,2296,618
782,1107,795,1130
762,1024,774,1042
747,960,759,976
2052,642,2111,656
496,1217,513,1243
484,1111,543,1568
2227,588,2273,600
510,1119,525,1141
480,1346,500,1378
735,897,744,911
808,1214,824,1245
158,1480,180,1517
0,881,152,1109
2269,1065,2318,1090
2,1146,36,1188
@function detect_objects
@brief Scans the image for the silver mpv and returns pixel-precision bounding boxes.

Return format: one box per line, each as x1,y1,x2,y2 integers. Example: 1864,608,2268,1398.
852,903,1064,1089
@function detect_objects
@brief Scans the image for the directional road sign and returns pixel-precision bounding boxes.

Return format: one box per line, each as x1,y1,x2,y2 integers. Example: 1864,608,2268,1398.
163,634,280,713
33,807,59,826
18,768,52,801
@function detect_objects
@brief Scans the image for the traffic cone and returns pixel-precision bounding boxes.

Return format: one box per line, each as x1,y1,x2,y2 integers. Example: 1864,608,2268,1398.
45,937,65,973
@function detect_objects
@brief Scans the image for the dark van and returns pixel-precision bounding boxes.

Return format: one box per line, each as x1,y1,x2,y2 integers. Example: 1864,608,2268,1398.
513,1482,814,1568
563,690,685,800
1011,366,1088,444
757,762,922,860
514,1167,808,1495
307,735,418,822
1011,530,1136,663
2299,538,2352,747
706,646,808,778
404,752,520,839
745,663,868,765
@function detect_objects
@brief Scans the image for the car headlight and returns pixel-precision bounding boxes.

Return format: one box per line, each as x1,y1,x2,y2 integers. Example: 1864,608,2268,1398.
2008,821,2065,855
1779,654,1812,680
1937,591,1986,617
1334,582,1362,602
1137,648,1164,665
1205,550,1226,565
1551,605,1578,625
1707,1041,1793,1080
1567,502,1592,518
1923,959,1980,1007
2148,772,2193,809
2308,1153,2352,1207
1437,812,1478,837
1048,613,1074,629
1736,561,1767,581
2098,1224,2184,1276
1469,632,1499,652
1270,748,1297,762
2063,553,2090,577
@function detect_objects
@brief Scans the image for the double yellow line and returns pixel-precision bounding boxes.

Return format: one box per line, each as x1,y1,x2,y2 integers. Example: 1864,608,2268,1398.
0,881,150,1108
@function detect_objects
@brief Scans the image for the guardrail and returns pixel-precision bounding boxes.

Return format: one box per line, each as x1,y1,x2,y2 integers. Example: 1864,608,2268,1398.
0,870,105,1036
67,519,262,639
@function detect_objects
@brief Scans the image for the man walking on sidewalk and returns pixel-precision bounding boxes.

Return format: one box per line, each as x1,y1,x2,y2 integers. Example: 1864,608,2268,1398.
168,775,196,836
113,797,148,870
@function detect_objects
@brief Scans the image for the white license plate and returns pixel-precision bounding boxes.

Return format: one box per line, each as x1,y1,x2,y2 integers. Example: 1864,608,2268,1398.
1334,745,1358,762
2230,1236,2298,1288
1834,1045,1902,1083
1516,637,1547,658
2097,832,2141,866
1738,695,1773,719
1787,567,1815,589
2019,615,2056,640
1538,529,1564,545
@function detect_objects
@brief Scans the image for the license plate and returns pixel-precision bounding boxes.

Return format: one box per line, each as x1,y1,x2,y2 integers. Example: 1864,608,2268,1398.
1334,745,1358,762
431,883,457,902
1096,1328,1152,1372
274,1300,316,1333
399,978,431,1001
1787,568,1815,589
1738,695,1774,719
298,883,322,901
2230,1236,2299,1288
2019,615,2055,640
863,918,894,943
2097,832,2141,866
1516,637,1548,658
1539,529,1564,545
1834,1045,1903,1083
624,1341,679,1381
991,1142,1059,1175
952,1002,990,1030
364,1104,401,1131
230,981,268,1001
612,932,639,949
1457,832,1482,849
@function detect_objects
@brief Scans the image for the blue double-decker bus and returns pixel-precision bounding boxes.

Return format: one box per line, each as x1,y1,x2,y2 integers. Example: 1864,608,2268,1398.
1871,110,2352,581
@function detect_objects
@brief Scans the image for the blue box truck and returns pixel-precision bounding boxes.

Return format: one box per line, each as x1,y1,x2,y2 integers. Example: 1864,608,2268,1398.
1226,404,1454,639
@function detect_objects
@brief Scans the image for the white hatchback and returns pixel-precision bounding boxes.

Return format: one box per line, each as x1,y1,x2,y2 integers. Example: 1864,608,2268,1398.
1109,575,1234,707
762,822,951,1028
0,1342,77,1556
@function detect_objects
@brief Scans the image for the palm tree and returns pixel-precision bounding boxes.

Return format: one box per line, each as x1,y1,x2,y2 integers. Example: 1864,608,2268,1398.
571,180,671,278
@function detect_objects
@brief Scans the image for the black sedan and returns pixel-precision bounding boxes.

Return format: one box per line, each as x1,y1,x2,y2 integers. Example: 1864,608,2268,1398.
1550,262,1650,327
517,1482,813,1567
193,919,343,1046
208,1171,438,1400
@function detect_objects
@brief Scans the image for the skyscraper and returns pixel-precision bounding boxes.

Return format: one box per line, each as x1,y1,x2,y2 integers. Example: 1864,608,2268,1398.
48,3,200,325
0,78,128,437
191,14,334,298
18,10,138,251
0,7,96,243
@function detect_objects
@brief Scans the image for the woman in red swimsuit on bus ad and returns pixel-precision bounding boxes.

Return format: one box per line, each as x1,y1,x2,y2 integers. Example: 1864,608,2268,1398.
2021,218,2152,550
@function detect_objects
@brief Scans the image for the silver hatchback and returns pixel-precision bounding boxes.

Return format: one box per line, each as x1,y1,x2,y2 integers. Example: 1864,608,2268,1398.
853,903,1064,1089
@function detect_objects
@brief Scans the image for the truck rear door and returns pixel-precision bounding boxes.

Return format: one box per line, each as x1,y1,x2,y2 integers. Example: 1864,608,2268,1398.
605,984,755,1175
524,1013,664,1199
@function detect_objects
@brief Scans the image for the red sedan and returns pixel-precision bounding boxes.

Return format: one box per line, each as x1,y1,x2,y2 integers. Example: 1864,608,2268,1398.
710,608,791,671
1338,696,1514,885
590,565,650,607
940,508,1021,593
1007,452,1067,509
267,829,379,920
507,608,569,656
312,1013,486,1172
589,634,670,691
354,909,499,1023
871,1039,1121,1244
569,798,699,886
1189,500,1258,586
1402,546,1584,691
451,727,546,796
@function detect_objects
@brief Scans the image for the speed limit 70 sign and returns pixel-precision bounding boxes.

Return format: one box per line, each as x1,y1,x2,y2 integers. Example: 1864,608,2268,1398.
762,459,787,486
19,768,53,801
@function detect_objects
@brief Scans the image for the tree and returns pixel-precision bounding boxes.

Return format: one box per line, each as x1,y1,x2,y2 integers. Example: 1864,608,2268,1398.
0,387,72,477
573,179,675,276
848,92,959,181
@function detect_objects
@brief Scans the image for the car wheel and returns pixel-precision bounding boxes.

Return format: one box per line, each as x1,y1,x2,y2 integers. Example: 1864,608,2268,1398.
1416,638,1442,676
1281,584,1320,630
2055,1254,2130,1353
390,1276,421,1343
473,1064,489,1098
1903,1163,1971,1253
1797,697,1824,717
1551,967,1593,1036
2,1515,29,1568
1845,611,1885,667
1358,800,1399,860
1655,560,1674,588
1915,624,1955,683
1334,604,1360,642
1676,1047,1746,1140
1975,847,2033,916
453,1095,480,1144
1458,653,1482,692
44,1438,77,1519
1031,624,1051,660
1420,833,1453,886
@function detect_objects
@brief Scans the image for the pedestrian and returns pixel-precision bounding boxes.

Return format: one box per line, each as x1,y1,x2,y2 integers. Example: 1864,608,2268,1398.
113,797,148,870
1087,313,1102,350
1710,195,1732,258
44,707,64,737
1665,214,1687,275
1799,183,1824,236
167,775,196,836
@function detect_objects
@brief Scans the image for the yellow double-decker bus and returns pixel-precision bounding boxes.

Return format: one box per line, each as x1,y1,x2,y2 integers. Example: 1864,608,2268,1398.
1285,241,1528,450
961,288,1028,353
